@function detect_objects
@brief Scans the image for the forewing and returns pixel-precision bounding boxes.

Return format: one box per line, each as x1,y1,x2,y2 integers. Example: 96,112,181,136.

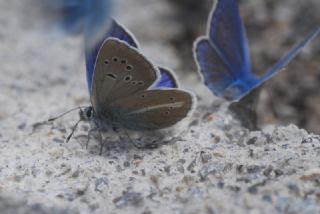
91,39,159,115
208,0,251,75
86,19,139,93
195,38,235,97
110,89,194,130
154,67,178,88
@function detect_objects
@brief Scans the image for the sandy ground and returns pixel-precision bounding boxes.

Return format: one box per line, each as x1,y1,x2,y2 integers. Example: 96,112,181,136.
0,0,320,213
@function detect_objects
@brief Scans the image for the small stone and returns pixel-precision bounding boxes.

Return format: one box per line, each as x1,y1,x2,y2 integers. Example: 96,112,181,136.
200,151,212,164
113,189,144,208
17,122,26,130
53,137,64,144
164,165,171,174
246,165,261,174
187,158,197,173
228,185,241,192
95,177,109,192
274,169,284,177
176,164,185,173
133,154,143,160
199,162,225,180
71,169,80,178
217,181,224,189
300,168,320,181
76,182,88,196
123,161,130,168
246,137,258,145
262,195,272,203
287,181,300,195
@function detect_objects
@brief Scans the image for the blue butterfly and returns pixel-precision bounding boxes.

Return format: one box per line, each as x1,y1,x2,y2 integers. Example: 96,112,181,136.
77,21,195,149
85,19,179,94
194,0,320,101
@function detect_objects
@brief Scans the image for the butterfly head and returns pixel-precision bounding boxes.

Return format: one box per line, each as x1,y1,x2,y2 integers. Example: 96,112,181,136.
79,106,94,121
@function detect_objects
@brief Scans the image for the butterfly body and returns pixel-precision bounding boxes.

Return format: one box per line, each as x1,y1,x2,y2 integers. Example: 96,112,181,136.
195,0,320,102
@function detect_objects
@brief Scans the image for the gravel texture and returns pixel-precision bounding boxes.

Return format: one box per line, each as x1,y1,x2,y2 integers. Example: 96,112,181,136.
0,0,320,214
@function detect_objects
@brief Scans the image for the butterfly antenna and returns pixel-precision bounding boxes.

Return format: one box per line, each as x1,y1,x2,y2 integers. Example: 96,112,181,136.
66,119,82,143
48,106,85,122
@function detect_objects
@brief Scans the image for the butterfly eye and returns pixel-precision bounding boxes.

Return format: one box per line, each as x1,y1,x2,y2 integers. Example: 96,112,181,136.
106,73,117,79
124,75,132,82
104,60,109,64
121,59,127,64
141,94,146,98
126,65,133,71
112,57,119,62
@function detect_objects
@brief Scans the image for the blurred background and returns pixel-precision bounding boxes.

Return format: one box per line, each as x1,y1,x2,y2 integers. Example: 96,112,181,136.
0,0,319,134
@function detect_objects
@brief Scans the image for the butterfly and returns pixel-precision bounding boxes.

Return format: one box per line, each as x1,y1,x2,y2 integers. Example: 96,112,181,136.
194,0,320,101
77,20,195,148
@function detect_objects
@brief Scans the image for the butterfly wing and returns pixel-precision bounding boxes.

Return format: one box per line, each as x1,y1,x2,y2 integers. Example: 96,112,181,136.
208,0,251,75
195,38,235,96
109,89,194,130
258,27,320,84
91,38,159,115
86,19,139,93
154,67,179,88
195,0,258,101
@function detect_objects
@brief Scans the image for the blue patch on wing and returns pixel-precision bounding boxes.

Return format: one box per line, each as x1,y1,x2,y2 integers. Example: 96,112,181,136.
195,38,258,101
85,20,138,93
209,0,251,75
196,38,237,97
155,67,178,88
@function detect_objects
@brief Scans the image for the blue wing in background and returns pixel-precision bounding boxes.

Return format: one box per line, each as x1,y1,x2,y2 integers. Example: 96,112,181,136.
195,0,258,101
86,20,178,93
195,0,319,101
41,0,112,39
195,38,235,96
208,0,251,75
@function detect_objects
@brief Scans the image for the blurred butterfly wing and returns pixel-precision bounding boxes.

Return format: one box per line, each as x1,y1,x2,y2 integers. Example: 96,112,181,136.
208,0,251,75
195,38,235,97
86,19,138,93
110,89,194,130
258,27,320,84
154,67,179,88
91,39,159,115
58,0,86,32
84,0,112,35
43,0,89,33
